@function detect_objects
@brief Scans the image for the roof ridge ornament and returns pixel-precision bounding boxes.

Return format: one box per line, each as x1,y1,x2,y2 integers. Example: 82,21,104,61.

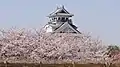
62,5,64,9
59,5,64,9
56,4,60,9
56,6,60,9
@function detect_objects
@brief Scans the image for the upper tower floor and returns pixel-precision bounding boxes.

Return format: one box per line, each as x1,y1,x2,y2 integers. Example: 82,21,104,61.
47,6,74,23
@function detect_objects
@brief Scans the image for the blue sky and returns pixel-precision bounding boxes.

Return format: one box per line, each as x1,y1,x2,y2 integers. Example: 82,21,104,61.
0,0,120,45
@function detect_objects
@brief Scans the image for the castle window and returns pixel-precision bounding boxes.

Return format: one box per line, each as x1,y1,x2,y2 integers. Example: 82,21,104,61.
58,17,60,20
66,18,68,21
52,18,54,20
61,17,65,22
53,23,56,25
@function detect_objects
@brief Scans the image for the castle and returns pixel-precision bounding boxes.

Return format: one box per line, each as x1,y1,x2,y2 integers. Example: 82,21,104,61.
44,6,80,34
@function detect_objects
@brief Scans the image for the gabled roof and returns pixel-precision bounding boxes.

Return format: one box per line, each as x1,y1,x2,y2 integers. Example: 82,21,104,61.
54,22,81,34
48,6,74,17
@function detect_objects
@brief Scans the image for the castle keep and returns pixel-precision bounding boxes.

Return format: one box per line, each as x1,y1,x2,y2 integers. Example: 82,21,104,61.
44,6,80,33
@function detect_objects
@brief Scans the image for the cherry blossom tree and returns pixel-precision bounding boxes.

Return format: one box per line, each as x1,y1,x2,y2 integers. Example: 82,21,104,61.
0,28,111,64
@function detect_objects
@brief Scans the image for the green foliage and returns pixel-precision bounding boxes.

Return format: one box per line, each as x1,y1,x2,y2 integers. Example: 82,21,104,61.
107,45,120,57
